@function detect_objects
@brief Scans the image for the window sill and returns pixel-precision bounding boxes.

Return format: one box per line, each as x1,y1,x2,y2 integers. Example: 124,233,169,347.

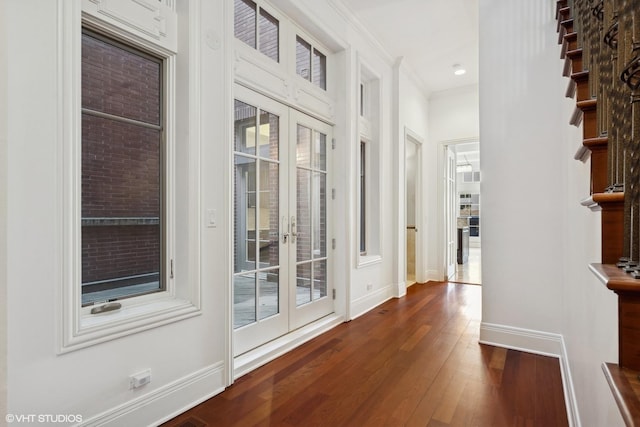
60,296,201,353
357,254,382,269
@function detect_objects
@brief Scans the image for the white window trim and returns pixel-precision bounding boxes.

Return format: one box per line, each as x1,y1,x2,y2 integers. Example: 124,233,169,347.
57,0,202,353
356,56,382,268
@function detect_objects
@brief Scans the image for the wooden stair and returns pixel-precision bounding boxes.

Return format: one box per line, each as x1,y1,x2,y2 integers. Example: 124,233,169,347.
556,1,637,423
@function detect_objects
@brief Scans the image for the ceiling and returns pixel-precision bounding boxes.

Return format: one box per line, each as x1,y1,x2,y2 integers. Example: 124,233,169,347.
338,0,479,95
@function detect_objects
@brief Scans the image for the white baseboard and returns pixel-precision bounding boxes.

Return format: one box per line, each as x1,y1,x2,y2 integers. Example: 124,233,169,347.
426,270,441,282
479,323,579,427
350,284,394,320
479,322,563,357
80,362,225,427
233,314,344,380
559,338,581,427
394,281,407,297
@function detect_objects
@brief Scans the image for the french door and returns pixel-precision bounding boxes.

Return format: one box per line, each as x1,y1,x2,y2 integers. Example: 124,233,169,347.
233,86,333,356
445,146,457,280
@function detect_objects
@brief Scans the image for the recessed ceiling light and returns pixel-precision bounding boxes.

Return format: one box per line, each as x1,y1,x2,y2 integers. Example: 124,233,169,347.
453,64,466,76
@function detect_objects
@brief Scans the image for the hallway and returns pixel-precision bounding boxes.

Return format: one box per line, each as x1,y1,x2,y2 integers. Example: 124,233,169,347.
163,282,567,426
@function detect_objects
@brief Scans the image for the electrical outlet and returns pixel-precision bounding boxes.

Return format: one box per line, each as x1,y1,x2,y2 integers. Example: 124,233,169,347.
366,283,373,291
129,369,151,389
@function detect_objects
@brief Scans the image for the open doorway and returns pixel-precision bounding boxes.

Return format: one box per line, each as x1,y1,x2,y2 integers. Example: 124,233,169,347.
445,141,482,285
405,135,420,286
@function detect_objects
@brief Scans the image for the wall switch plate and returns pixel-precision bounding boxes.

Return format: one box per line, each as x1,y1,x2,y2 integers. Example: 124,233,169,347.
206,209,217,228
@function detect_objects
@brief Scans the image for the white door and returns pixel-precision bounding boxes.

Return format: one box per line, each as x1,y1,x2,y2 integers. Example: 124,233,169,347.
289,110,333,330
233,86,333,356
445,147,457,280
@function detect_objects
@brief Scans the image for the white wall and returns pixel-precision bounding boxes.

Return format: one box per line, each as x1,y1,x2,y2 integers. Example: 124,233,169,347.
427,85,480,280
479,0,565,335
1,0,8,420
394,64,430,288
479,0,622,425
6,1,228,425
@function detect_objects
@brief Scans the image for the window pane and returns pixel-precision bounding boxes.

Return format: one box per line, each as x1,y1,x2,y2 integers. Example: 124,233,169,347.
313,131,326,171
313,260,327,299
82,33,161,125
234,0,256,48
258,110,279,160
258,160,279,268
81,31,163,305
234,156,257,273
82,226,160,305
296,124,311,168
82,115,160,217
296,36,312,81
235,100,257,155
360,142,366,254
259,8,279,62
258,270,279,320
296,262,312,306
312,48,326,90
234,273,256,328
296,168,312,262
313,172,326,259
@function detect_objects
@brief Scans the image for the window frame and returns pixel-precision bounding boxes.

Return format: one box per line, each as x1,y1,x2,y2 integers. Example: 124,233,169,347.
80,28,168,307
295,34,327,90
356,58,382,268
58,1,201,353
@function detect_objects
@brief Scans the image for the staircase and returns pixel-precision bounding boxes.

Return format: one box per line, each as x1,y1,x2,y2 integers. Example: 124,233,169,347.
556,0,640,424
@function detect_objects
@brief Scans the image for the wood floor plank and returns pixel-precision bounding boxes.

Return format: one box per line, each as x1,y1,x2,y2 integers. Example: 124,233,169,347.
162,282,568,427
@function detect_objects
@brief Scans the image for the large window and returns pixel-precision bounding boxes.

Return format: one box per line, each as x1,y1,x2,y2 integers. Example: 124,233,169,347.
60,0,201,353
81,30,165,306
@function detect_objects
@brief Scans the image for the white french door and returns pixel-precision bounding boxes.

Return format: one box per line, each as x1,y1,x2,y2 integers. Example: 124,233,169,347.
445,146,457,280
288,110,333,330
233,86,333,356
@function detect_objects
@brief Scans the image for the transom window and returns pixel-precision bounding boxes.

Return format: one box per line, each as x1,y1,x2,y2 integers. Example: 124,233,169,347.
234,0,280,62
81,30,166,306
296,35,326,90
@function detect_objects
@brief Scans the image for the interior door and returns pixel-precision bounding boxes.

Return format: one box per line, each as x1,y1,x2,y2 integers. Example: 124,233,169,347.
233,86,333,356
445,146,457,280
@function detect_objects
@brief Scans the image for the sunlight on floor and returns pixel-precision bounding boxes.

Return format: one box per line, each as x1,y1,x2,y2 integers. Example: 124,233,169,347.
453,247,482,284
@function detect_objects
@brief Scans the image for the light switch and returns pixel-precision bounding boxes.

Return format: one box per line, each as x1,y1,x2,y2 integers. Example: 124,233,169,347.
207,209,217,228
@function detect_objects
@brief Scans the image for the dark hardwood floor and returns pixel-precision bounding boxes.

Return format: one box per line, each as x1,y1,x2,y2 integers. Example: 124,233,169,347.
163,282,568,427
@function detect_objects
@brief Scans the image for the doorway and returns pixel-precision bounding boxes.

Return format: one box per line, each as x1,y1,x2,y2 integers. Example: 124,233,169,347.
405,135,421,286
443,141,482,285
233,85,334,356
